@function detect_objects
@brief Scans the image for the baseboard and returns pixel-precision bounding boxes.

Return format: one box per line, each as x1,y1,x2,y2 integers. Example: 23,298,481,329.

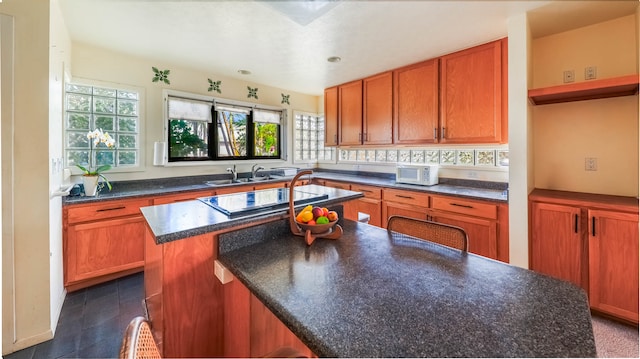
51,288,67,335
2,329,53,355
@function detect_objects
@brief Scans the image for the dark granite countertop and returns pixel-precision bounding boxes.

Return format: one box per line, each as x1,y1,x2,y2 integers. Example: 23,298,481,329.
62,170,508,206
140,184,362,244
218,219,596,358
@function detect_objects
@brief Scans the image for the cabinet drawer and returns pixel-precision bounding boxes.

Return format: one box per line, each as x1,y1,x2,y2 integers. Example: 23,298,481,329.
66,198,151,224
383,188,430,207
323,180,350,191
154,190,213,205
350,184,382,199
431,196,497,220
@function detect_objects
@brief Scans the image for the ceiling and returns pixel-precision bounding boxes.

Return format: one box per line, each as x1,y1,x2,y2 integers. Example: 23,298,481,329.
58,0,638,96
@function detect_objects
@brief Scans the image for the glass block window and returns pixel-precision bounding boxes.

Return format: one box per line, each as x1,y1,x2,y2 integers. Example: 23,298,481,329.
64,83,140,170
293,112,334,163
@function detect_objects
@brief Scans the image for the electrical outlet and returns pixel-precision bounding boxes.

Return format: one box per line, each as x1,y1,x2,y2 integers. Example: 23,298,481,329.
563,70,575,83
585,157,597,171
585,66,597,80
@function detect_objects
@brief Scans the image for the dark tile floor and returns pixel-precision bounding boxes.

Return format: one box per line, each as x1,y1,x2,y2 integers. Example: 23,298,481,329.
3,272,145,359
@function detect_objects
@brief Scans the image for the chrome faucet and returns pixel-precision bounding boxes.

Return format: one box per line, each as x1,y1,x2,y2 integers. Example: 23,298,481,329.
252,164,265,178
226,165,237,181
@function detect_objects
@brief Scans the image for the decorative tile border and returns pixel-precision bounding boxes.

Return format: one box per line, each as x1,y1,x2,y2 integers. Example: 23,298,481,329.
336,147,509,167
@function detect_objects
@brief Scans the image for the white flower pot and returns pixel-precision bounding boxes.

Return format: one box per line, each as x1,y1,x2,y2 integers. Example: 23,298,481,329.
83,175,99,196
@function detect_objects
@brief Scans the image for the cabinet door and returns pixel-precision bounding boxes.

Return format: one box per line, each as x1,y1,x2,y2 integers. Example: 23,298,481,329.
338,80,363,145
382,201,428,228
430,211,497,260
393,59,439,144
353,198,382,227
363,72,393,145
588,209,639,323
530,202,584,289
66,216,145,285
440,39,504,144
324,86,339,146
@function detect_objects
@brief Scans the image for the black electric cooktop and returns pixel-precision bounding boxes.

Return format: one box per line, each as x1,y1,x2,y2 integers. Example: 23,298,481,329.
198,188,328,217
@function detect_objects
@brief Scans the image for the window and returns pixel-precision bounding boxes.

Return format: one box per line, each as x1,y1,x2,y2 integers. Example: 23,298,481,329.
167,93,283,162
293,112,334,163
64,83,140,170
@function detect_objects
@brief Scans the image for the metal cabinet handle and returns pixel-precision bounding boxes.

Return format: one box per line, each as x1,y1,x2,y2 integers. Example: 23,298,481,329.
96,206,126,212
574,214,579,234
333,134,337,144
396,194,414,199
442,127,446,139
433,128,437,140
591,217,596,236
450,203,473,209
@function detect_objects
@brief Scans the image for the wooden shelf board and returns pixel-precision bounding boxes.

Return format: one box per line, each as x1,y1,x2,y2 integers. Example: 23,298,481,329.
528,74,639,105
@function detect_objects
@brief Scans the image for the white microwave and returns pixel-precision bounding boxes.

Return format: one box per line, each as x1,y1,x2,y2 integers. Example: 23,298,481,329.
396,164,439,186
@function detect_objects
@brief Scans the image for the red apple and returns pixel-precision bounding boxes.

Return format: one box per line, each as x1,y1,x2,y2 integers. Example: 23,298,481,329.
311,207,324,219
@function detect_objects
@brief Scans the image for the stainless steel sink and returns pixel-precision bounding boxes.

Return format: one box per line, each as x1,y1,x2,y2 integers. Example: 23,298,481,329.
249,176,270,182
204,178,249,186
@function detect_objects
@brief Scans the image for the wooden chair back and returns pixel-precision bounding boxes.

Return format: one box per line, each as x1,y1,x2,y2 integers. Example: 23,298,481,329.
120,316,161,359
387,215,468,251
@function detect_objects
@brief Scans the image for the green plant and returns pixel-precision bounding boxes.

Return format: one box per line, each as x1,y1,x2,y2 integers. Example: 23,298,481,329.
76,129,115,190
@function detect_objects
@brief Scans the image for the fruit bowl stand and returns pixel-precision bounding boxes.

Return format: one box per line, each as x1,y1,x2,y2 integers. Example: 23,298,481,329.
288,170,343,246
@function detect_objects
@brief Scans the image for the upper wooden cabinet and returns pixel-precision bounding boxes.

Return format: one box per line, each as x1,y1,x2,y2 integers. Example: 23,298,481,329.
338,80,363,145
324,38,508,146
440,39,507,144
324,86,338,146
393,59,439,144
363,72,393,145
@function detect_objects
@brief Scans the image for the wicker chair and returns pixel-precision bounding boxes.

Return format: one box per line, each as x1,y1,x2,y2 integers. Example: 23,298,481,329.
120,316,161,359
119,316,306,358
387,215,468,251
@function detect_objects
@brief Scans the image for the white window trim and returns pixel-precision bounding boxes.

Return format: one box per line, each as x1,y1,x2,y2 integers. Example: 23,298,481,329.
65,77,146,174
161,89,288,164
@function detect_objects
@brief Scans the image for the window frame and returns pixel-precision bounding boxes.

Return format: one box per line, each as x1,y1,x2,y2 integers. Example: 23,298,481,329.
164,89,286,163
64,78,145,174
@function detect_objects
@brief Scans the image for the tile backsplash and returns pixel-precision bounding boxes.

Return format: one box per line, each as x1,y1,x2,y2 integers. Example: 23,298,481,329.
338,148,509,167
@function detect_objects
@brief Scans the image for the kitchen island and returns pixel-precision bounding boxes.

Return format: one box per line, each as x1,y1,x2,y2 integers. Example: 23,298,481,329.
218,219,597,357
140,184,363,357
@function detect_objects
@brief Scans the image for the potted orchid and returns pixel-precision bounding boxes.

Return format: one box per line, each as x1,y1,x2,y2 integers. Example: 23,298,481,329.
77,128,116,195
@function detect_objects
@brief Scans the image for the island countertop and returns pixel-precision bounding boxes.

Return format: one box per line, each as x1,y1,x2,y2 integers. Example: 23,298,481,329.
218,219,596,358
140,184,362,244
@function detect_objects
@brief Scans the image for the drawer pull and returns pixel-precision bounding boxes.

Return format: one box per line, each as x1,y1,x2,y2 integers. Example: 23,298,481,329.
574,214,579,234
591,217,596,236
396,194,414,199
358,189,373,193
96,206,126,212
174,198,196,202
450,203,473,209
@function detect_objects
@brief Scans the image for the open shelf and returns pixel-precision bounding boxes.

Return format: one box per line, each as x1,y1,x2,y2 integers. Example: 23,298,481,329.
528,74,639,105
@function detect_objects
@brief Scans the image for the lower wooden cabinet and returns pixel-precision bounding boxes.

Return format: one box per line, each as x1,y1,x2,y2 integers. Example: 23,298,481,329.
64,198,151,291
530,202,585,289
429,210,498,260
382,188,430,226
349,183,383,226
223,276,314,358
588,209,639,322
529,189,639,324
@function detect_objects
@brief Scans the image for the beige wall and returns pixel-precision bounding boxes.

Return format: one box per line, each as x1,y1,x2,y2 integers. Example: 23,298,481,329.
70,43,320,183
1,0,55,354
532,15,639,197
507,12,533,268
